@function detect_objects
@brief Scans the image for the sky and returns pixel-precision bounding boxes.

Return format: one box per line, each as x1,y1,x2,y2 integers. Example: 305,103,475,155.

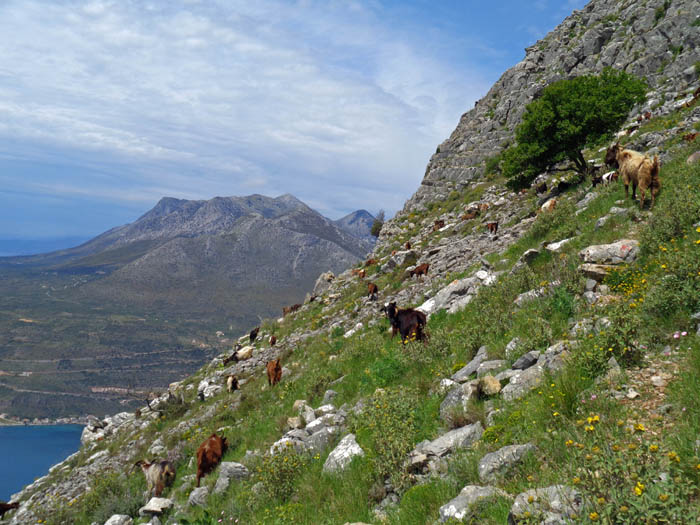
0,0,588,240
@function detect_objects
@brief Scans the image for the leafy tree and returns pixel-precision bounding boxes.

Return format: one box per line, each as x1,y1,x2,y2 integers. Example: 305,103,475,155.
501,68,647,190
371,209,385,237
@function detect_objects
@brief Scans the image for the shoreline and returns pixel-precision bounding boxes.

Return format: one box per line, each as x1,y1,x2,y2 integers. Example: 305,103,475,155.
0,415,88,427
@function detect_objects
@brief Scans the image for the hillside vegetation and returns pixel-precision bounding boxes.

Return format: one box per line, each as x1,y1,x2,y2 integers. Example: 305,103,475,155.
7,91,700,525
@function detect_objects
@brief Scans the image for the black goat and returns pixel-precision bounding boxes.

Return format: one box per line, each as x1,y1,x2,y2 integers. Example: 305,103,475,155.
381,302,427,343
249,326,260,343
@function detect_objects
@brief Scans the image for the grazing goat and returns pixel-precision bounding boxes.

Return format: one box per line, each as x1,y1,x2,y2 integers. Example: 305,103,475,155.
540,198,557,213
135,460,176,497
226,374,239,392
433,219,445,232
605,143,660,209
249,326,260,343
486,221,498,234
405,241,411,250
0,502,19,517
364,258,379,267
409,263,430,279
269,335,277,346
196,433,228,487
223,348,240,367
382,302,427,343
479,203,490,214
461,210,478,221
644,111,652,120
367,282,379,301
357,269,366,279
592,170,618,187
282,304,302,316
683,132,698,143
267,359,282,386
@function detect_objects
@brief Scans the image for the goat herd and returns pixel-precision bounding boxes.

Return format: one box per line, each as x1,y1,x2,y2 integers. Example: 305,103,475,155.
0,134,673,516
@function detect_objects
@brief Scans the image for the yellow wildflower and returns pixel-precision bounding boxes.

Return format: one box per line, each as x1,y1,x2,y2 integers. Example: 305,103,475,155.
589,512,599,521
659,494,669,502
634,482,645,496
634,423,646,432
649,444,659,452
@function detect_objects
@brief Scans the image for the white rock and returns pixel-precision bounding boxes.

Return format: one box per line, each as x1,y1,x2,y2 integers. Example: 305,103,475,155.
323,434,364,473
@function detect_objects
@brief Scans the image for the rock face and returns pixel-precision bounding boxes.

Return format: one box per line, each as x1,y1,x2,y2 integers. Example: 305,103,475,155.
478,444,536,482
323,434,364,473
579,239,639,265
402,0,699,212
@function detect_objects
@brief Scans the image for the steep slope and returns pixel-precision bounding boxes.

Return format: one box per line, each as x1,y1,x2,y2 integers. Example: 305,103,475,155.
405,0,699,211
4,0,700,523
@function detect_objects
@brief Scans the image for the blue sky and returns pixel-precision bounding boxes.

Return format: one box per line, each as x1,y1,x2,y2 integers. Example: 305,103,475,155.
0,0,588,240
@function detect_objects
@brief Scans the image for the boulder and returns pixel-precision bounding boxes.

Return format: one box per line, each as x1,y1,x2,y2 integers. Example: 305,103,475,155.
451,346,488,382
104,516,133,525
139,497,174,516
476,360,507,378
421,422,484,458
188,487,209,507
578,263,614,281
509,485,583,523
323,434,364,473
440,381,478,422
545,238,573,253
579,239,639,265
479,375,502,396
213,462,250,495
439,485,511,522
478,444,536,482
312,271,335,295
512,351,540,370
501,365,544,401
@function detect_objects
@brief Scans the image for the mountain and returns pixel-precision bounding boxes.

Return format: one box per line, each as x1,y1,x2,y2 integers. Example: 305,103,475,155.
0,194,372,418
404,0,699,211
5,0,700,523
333,209,376,242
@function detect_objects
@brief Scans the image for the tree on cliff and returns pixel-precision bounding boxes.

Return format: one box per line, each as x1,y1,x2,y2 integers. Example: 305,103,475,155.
371,210,385,237
501,68,647,190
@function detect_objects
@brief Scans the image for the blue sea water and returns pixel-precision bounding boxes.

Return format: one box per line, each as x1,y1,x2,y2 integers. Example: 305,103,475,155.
0,424,83,501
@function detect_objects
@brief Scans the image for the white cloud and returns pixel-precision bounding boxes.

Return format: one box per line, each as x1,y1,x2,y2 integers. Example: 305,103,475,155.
0,0,491,225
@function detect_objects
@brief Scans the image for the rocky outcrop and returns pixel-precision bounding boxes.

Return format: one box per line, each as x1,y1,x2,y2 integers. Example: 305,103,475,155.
323,434,364,473
402,0,700,212
439,485,511,523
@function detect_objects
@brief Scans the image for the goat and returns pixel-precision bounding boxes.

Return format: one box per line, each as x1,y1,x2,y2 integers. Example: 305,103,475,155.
364,258,379,267
606,143,660,209
461,210,478,221
356,269,366,279
405,241,411,250
540,198,557,213
486,221,498,234
226,374,239,392
479,203,490,214
0,502,19,518
196,433,228,487
381,302,427,343
367,282,379,301
644,111,652,120
683,132,698,143
249,326,260,343
269,335,277,346
267,359,282,386
282,304,302,316
222,349,239,367
391,250,397,256
433,219,445,232
409,263,429,279
135,460,176,497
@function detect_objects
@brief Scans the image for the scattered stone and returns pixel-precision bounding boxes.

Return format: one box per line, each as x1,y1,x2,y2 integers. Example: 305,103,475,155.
579,239,639,265
440,381,478,422
479,375,502,397
188,487,209,507
584,279,597,292
509,485,583,523
323,434,364,473
627,388,640,399
439,485,511,522
478,444,536,482
420,422,484,458
323,390,338,404
545,238,573,252
287,417,303,430
476,360,508,377
578,263,614,281
512,351,540,370
104,516,133,525
213,462,250,495
501,365,544,401
451,346,489,382
139,497,174,516
650,376,666,388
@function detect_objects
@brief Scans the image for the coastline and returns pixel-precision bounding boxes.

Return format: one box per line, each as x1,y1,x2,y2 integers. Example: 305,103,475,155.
0,414,88,426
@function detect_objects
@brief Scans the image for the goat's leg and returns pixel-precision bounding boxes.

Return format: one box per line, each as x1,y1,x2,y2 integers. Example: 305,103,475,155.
639,185,646,210
631,181,637,201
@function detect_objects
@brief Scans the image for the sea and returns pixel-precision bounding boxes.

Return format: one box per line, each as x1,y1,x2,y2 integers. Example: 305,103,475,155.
0,424,83,501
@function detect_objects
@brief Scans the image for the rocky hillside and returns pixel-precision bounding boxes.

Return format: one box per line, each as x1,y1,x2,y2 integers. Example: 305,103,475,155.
405,0,699,211
3,0,700,523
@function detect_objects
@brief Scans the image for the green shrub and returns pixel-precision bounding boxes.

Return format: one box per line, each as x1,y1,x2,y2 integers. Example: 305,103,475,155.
256,443,309,501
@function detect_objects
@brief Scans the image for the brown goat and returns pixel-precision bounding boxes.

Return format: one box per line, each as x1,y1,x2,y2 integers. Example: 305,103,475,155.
479,203,490,214
269,335,277,346
267,359,282,386
606,143,660,209
644,111,652,120
364,258,379,267
367,282,379,301
405,241,411,250
486,221,499,234
282,303,302,316
409,263,430,279
683,132,698,143
461,210,478,221
226,374,239,392
381,302,427,343
0,502,19,518
135,460,176,497
196,433,228,487
433,219,445,232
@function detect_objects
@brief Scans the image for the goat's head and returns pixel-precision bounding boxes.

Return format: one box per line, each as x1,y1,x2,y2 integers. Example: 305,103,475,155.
605,143,620,167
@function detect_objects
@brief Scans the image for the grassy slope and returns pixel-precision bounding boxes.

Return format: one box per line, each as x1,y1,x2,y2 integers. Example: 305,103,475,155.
32,110,700,524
